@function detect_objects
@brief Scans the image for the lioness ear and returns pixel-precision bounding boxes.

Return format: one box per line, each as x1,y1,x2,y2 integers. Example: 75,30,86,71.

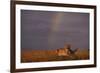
74,48,79,53
57,49,59,52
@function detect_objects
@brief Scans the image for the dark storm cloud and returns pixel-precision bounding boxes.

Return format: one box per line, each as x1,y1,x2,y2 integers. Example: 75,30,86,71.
21,10,89,50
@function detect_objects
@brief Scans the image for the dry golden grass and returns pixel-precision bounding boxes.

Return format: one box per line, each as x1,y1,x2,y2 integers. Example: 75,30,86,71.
21,49,89,63
75,49,89,59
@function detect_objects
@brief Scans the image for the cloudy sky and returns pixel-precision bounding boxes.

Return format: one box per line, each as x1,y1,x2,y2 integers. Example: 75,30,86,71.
21,10,89,50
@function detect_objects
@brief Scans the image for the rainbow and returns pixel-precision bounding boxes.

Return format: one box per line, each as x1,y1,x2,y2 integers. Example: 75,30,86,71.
48,12,65,48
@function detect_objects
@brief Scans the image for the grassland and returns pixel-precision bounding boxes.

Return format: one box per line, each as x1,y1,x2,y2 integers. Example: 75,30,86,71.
21,49,89,63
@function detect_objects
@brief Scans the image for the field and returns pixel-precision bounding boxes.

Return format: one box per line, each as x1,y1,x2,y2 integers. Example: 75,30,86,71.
21,49,89,63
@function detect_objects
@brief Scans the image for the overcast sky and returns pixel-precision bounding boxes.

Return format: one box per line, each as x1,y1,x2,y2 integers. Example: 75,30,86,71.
21,10,89,50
